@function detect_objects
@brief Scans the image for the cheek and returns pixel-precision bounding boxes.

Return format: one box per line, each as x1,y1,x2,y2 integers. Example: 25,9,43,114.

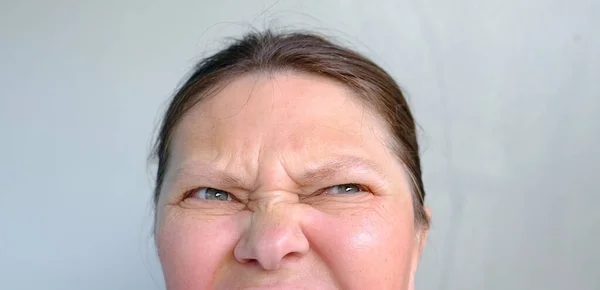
156,210,245,290
304,199,417,289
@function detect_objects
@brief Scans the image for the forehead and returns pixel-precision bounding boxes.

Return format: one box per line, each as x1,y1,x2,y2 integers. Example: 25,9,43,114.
197,73,369,129
169,72,396,171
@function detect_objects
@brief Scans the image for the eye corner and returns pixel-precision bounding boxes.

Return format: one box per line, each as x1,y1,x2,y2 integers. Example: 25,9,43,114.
182,186,203,200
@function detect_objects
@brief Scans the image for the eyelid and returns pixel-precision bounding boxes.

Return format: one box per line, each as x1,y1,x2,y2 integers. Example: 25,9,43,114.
184,186,240,202
322,183,370,194
182,183,370,200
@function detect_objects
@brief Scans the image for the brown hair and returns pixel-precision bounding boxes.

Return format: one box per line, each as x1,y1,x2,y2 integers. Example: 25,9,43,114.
152,30,430,228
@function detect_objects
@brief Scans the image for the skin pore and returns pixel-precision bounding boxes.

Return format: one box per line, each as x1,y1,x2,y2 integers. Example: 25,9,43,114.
155,72,429,290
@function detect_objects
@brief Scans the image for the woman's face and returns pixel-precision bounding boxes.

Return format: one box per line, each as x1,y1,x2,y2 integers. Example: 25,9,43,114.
156,73,428,290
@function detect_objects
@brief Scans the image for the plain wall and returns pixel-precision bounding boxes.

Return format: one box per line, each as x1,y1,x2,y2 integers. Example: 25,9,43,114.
1,0,599,289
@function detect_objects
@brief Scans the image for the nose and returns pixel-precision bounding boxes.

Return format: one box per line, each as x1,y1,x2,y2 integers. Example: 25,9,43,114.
233,206,309,270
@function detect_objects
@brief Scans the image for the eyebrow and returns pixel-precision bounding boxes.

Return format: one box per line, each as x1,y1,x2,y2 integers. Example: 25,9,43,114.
167,155,388,191
294,155,388,186
168,162,251,190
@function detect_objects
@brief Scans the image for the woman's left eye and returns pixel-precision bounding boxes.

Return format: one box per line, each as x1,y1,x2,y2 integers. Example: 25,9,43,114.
325,183,364,194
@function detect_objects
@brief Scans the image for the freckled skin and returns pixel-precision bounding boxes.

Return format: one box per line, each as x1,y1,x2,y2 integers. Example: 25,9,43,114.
156,72,429,290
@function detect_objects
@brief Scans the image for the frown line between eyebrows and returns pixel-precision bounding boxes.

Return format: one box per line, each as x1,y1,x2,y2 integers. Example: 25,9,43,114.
164,155,388,195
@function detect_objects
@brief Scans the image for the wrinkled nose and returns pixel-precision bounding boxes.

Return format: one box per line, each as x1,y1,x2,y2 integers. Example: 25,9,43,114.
233,208,309,270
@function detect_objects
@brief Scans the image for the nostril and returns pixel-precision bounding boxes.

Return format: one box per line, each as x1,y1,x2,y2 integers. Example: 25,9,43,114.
237,257,260,266
233,211,310,270
281,250,304,262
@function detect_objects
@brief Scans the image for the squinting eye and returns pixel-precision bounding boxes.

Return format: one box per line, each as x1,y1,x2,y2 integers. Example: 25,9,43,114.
192,187,232,201
325,183,363,194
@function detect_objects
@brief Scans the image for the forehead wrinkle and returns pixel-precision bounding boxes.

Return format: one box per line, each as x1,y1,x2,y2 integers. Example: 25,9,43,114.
167,72,401,193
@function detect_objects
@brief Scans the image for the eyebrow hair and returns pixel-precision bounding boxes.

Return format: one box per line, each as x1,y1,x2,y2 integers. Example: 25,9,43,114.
294,155,388,186
167,162,251,191
166,155,389,193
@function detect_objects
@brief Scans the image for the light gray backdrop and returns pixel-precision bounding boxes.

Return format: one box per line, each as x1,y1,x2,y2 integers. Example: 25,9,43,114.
1,0,598,289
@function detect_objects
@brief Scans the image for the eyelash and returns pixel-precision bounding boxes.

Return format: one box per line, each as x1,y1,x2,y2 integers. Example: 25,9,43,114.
183,183,370,201
319,183,369,195
183,187,242,202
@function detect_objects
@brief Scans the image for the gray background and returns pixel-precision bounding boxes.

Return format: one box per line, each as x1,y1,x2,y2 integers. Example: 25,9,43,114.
1,0,598,289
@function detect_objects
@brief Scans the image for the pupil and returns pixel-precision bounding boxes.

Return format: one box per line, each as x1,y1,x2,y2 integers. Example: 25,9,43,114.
205,188,229,200
215,191,227,200
345,184,359,193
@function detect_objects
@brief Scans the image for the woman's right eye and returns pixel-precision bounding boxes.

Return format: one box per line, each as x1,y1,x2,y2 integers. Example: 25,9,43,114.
190,187,232,201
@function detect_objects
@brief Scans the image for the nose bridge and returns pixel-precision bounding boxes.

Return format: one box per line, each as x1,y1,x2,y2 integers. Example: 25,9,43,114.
234,197,309,270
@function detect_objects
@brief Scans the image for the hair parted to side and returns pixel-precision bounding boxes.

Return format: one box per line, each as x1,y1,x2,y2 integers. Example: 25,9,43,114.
152,30,430,228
